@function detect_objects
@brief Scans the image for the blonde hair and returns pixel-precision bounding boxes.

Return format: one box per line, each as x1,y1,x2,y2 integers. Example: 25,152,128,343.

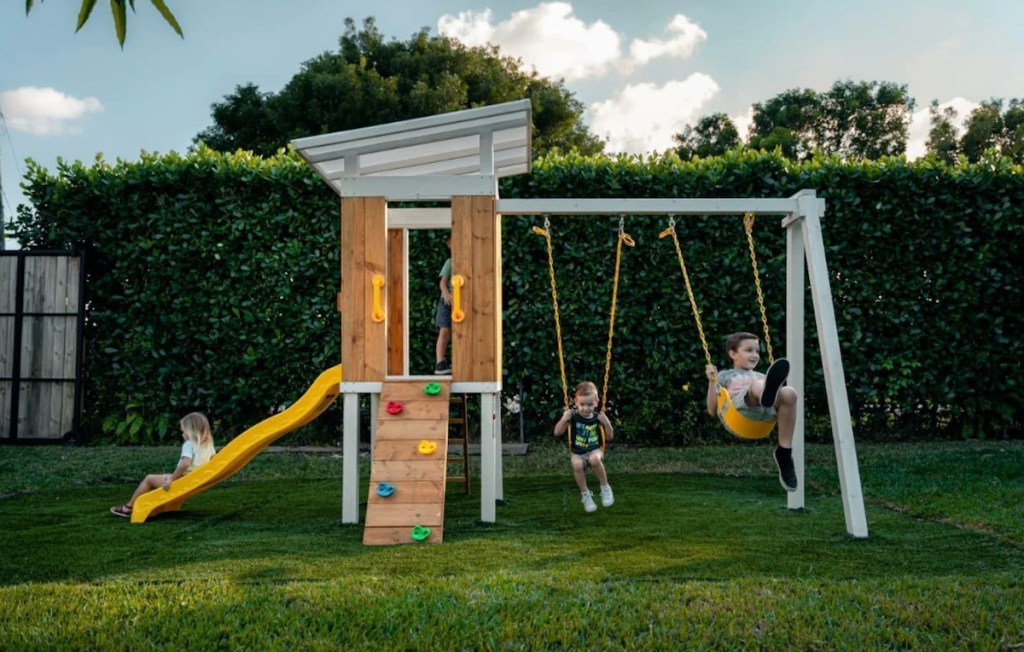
180,412,215,470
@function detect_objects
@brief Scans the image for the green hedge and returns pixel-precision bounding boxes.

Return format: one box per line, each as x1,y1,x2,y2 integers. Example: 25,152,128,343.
12,147,1023,443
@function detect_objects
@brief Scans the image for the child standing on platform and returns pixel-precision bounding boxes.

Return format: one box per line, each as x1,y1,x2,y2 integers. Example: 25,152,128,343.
434,235,453,375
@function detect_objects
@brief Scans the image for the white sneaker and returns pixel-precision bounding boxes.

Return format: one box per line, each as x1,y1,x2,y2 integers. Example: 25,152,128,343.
581,490,597,513
600,484,614,507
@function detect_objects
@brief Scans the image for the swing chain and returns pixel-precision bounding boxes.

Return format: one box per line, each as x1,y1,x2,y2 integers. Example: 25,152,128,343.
534,214,569,407
602,216,632,412
661,216,713,374
743,212,774,363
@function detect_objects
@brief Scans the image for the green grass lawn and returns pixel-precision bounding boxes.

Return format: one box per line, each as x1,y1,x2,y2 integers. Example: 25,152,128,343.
1,440,1022,650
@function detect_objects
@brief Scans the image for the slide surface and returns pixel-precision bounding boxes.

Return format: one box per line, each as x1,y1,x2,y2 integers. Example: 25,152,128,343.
131,365,342,523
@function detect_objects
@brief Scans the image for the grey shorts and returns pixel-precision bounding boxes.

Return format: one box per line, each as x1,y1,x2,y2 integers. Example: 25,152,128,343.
724,375,777,422
435,296,452,329
571,449,603,465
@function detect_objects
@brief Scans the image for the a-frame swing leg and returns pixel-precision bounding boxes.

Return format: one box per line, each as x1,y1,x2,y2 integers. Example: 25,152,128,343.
788,190,869,538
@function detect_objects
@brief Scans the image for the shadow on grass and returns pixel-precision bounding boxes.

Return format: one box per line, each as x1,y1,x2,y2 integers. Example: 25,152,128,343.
2,471,1022,587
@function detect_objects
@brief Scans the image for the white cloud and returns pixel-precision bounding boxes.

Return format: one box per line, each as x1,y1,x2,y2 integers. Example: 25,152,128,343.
731,106,755,143
589,74,719,154
905,97,977,160
438,3,706,81
627,14,707,69
0,87,103,135
439,3,621,81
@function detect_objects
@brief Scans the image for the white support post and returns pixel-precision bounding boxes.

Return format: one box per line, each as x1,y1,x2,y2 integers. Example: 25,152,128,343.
784,206,807,511
797,191,869,538
341,392,361,524
479,392,498,522
495,398,504,501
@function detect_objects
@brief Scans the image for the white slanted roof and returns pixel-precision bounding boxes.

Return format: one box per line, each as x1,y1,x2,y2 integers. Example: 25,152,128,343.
290,99,532,200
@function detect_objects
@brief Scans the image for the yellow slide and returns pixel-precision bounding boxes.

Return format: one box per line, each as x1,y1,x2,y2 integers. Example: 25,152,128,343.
131,365,342,523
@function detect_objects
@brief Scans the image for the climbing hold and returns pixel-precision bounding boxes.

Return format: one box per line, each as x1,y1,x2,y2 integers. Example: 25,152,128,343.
376,483,396,498
423,382,442,396
386,401,403,415
418,440,438,455
410,525,431,541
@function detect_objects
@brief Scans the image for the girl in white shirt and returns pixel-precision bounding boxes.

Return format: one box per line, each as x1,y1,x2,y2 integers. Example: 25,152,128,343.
110,412,215,517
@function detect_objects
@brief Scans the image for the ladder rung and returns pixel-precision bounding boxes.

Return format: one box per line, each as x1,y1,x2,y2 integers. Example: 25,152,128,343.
449,418,465,425
448,438,465,445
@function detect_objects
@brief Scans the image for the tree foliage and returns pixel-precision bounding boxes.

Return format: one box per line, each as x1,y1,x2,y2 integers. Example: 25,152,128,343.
747,80,915,160
672,113,741,159
960,99,1024,163
926,100,960,164
25,0,182,47
924,98,1024,164
195,18,603,158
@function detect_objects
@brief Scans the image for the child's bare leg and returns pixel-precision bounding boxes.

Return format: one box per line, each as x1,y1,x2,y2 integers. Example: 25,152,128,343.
588,451,609,486
435,327,450,362
570,455,589,492
775,387,797,448
127,473,165,506
746,378,765,406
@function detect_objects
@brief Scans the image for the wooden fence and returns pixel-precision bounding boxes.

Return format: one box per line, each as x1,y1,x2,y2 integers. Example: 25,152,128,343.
0,251,84,442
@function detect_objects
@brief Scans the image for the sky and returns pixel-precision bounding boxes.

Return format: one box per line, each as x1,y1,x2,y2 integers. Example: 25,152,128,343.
2,0,1023,249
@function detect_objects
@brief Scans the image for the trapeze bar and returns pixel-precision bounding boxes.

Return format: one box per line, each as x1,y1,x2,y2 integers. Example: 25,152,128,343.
494,198,800,216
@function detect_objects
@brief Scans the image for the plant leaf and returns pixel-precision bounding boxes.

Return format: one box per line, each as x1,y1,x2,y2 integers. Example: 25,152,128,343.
110,0,127,46
149,0,183,37
74,0,98,32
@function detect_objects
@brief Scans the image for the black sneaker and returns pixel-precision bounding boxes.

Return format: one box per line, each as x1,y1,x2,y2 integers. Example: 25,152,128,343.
760,358,790,407
434,359,451,375
774,446,798,492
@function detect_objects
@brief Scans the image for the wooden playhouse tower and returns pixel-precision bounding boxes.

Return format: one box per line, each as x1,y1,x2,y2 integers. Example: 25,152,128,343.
292,100,532,543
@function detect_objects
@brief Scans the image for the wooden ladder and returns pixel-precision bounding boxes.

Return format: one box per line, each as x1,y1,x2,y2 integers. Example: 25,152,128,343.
448,394,471,495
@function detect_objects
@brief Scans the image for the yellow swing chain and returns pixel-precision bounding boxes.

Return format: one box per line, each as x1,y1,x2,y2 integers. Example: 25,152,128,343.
659,217,714,381
600,217,634,414
532,216,570,408
743,212,774,364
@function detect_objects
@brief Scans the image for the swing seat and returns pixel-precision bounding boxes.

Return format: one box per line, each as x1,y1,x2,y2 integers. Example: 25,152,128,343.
716,387,776,440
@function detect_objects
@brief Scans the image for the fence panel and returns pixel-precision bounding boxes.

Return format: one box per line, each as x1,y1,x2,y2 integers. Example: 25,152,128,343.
0,252,84,442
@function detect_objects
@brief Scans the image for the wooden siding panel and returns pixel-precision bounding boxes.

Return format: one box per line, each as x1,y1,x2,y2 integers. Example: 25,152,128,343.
451,196,500,382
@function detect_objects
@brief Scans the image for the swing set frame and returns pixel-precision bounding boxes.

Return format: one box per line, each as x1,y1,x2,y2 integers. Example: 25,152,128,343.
498,190,868,538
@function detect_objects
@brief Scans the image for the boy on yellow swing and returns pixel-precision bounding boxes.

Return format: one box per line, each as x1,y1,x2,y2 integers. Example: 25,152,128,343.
554,381,615,513
705,332,799,492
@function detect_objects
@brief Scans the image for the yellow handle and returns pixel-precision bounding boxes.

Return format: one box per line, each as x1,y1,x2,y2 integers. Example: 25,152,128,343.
371,274,385,323
451,275,465,323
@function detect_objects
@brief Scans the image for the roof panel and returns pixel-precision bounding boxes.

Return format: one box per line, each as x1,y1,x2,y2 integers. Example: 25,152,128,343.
291,100,533,197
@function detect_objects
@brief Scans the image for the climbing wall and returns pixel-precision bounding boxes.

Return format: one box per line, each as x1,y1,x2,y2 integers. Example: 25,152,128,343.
363,380,450,545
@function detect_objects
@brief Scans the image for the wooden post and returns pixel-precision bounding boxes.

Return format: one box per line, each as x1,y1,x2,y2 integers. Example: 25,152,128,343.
797,190,869,538
341,197,387,381
450,195,501,382
387,228,406,376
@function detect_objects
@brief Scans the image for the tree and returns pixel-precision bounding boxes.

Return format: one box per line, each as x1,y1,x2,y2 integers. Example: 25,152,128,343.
195,18,604,158
959,98,1024,163
25,0,182,48
748,80,914,160
925,101,960,164
747,88,822,160
672,113,741,159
